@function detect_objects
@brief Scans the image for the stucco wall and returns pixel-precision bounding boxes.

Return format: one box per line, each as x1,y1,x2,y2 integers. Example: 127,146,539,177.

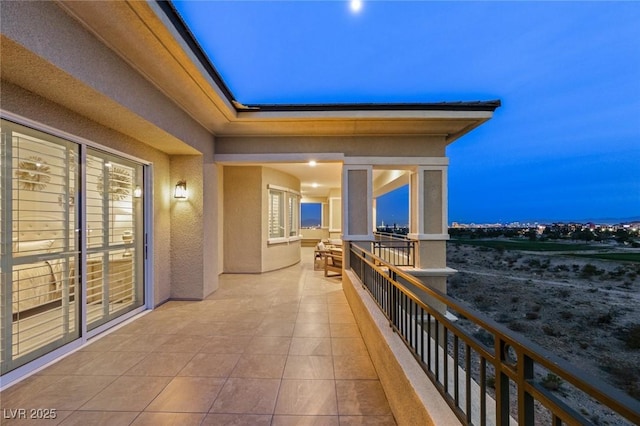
222,165,301,273
223,166,262,273
171,156,203,299
1,81,172,306
261,167,301,272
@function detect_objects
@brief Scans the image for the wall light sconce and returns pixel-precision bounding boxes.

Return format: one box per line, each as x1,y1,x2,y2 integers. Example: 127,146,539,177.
174,180,187,199
133,185,142,198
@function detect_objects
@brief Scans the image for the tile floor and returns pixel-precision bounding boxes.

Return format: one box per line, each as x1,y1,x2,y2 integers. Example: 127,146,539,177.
1,249,396,425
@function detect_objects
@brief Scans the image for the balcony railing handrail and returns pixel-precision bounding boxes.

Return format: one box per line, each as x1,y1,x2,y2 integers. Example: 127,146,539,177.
372,233,416,267
348,243,640,425
374,231,412,241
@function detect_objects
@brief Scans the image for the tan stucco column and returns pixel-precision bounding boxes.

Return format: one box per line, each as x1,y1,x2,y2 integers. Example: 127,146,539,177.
170,154,219,300
342,165,374,267
408,165,456,313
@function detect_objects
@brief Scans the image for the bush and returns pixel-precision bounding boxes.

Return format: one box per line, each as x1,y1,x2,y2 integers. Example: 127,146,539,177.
617,323,640,349
581,264,602,278
541,373,563,391
559,311,573,320
595,312,614,325
486,375,496,389
542,324,562,337
508,321,526,332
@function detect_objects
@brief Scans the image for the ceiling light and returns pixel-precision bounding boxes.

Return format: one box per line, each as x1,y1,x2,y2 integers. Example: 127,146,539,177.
308,160,317,167
312,183,319,188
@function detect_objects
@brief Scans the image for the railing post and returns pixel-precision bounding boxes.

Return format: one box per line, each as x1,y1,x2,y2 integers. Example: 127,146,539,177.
496,339,511,426
518,353,535,426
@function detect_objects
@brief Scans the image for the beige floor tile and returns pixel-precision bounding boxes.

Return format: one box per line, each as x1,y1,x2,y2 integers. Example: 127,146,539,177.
330,323,361,338
289,338,332,356
156,334,208,353
272,415,339,425
328,304,353,315
178,353,241,377
80,376,171,411
300,295,328,304
146,376,225,412
230,354,287,378
199,336,251,354
327,292,349,305
245,336,292,354
0,375,64,407
275,379,338,415
255,320,296,337
20,375,116,411
131,412,205,425
110,334,169,352
335,381,392,416
331,338,369,357
329,311,356,324
294,322,331,338
80,333,133,352
210,378,280,414
124,352,194,376
57,410,139,425
185,320,252,336
201,413,272,425
262,310,299,322
297,311,330,323
73,351,149,376
283,356,334,379
270,302,301,313
333,356,378,380
36,351,101,376
299,303,329,313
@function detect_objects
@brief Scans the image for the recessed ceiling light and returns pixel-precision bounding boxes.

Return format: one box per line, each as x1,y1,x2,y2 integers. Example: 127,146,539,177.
308,160,317,167
312,183,319,188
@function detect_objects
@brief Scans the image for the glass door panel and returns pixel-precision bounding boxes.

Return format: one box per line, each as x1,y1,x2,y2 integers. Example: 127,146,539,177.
1,120,79,374
85,149,143,331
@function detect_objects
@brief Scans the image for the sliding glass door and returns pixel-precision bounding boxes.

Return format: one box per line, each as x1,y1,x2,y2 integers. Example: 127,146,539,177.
0,119,146,375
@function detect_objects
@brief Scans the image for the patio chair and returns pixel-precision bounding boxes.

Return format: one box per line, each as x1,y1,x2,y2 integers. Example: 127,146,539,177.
324,250,343,277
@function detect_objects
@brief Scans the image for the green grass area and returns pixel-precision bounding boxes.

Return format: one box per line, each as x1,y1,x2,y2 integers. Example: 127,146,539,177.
450,239,595,252
572,253,640,262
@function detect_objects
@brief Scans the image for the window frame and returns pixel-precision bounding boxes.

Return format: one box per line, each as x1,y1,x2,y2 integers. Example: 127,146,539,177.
267,184,301,245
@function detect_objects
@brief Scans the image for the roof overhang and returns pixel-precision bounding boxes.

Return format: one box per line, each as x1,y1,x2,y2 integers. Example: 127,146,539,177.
41,1,499,145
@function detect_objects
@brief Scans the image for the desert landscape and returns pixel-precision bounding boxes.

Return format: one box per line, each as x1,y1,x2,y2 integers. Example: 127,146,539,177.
445,240,640,424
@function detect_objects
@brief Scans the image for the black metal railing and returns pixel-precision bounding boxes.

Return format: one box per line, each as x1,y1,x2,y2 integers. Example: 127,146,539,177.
373,232,416,267
349,243,640,426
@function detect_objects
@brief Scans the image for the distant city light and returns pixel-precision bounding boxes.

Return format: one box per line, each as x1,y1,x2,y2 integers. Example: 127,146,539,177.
350,0,362,13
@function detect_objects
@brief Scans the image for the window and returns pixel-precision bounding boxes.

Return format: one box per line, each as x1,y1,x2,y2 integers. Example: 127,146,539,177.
268,185,300,244
268,189,285,239
289,194,300,237
301,203,322,229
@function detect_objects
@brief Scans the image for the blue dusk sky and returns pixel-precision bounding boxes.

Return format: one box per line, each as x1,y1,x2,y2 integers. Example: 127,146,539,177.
173,0,639,224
